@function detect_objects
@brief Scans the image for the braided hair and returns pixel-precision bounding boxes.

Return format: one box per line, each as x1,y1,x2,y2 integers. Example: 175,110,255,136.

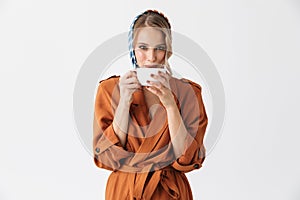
128,10,173,75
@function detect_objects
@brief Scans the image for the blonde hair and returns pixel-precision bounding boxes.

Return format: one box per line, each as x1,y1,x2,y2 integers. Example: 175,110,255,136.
132,10,173,75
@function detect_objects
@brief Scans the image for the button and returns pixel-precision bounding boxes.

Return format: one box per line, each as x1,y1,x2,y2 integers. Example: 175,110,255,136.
95,147,100,153
193,164,200,169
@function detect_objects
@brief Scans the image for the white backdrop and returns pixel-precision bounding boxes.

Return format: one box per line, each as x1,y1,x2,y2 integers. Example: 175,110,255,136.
1,0,300,200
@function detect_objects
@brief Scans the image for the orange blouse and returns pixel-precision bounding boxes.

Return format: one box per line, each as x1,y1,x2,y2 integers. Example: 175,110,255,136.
93,75,208,200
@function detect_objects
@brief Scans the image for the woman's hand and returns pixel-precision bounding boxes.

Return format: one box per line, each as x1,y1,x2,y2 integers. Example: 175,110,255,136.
119,70,141,106
146,70,176,108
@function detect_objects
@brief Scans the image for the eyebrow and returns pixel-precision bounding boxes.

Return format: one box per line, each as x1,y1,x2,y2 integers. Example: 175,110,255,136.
137,42,166,46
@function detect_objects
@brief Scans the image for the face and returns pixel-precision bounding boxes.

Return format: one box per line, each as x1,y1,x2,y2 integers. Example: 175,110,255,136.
134,27,167,68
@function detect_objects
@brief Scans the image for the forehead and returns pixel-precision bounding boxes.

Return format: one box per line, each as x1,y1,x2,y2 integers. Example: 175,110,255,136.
134,27,165,45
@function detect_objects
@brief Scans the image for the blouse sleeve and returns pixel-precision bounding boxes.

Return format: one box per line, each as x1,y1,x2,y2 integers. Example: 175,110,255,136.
93,77,131,171
171,80,208,173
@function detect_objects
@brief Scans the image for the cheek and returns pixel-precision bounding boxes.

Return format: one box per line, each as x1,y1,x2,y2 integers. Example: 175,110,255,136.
135,50,146,62
157,51,166,61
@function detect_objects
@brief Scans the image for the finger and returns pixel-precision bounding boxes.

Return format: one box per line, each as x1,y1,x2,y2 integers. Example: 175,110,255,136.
127,70,137,78
126,83,141,89
150,73,167,83
123,77,139,84
126,76,139,82
146,85,163,96
158,70,170,80
147,80,164,90
122,70,137,80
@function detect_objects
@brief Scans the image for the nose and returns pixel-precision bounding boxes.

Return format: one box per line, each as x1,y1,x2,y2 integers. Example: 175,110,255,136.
146,48,156,62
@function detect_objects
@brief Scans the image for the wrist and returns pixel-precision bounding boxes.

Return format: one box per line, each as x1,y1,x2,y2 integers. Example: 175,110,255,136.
118,97,132,109
165,101,178,111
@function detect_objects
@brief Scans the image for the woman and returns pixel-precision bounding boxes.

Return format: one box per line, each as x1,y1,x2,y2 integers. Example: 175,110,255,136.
93,10,208,200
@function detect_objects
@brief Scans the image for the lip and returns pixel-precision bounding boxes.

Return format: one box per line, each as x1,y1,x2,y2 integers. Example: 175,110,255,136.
143,64,164,68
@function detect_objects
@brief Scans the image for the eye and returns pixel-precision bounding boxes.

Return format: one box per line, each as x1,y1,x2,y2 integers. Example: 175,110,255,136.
155,46,166,51
138,45,148,50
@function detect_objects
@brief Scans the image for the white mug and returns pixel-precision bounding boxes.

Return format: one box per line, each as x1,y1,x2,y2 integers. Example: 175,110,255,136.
136,66,167,86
